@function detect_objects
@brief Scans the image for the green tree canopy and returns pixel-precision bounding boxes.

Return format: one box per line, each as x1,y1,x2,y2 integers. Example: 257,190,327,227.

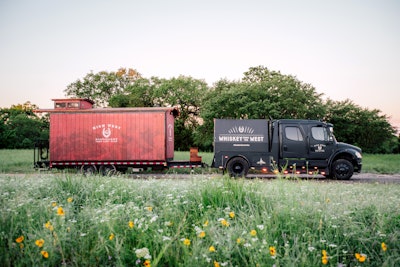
0,102,49,149
324,99,397,153
64,68,141,107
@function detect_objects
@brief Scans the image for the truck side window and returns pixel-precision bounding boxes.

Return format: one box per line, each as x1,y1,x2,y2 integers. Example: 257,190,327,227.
311,127,328,141
285,127,303,141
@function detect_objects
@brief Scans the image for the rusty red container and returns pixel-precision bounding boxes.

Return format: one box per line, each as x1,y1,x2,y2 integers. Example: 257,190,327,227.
48,106,176,163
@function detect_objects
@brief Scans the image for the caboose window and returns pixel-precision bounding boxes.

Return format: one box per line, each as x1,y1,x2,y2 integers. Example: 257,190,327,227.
55,103,66,108
67,102,80,108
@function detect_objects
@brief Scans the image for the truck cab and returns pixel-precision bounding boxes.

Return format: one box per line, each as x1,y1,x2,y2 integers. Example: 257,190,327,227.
212,119,362,179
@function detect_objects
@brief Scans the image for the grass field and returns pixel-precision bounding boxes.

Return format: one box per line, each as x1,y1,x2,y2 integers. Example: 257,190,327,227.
1,149,400,174
1,173,399,266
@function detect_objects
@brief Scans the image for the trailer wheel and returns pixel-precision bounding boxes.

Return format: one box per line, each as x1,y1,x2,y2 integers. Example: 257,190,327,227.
332,159,354,180
81,165,97,176
227,157,249,177
100,165,117,176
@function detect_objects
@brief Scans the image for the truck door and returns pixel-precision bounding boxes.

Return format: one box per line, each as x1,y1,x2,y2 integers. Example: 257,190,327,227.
280,124,307,166
307,125,335,163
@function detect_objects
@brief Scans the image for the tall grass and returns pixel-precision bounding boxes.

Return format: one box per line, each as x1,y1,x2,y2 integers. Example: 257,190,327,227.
1,150,400,174
1,173,399,266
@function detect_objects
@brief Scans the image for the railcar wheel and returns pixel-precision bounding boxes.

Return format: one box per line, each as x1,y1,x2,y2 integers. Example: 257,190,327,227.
81,165,97,176
100,165,117,176
332,159,354,180
227,157,249,177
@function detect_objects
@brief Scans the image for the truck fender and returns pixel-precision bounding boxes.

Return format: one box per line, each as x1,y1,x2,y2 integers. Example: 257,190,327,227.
328,149,360,179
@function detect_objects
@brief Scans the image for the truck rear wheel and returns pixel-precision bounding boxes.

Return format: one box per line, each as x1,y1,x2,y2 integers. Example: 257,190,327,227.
227,157,249,177
332,159,354,180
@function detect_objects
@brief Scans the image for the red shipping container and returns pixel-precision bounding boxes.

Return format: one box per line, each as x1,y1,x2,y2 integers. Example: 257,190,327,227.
49,107,176,163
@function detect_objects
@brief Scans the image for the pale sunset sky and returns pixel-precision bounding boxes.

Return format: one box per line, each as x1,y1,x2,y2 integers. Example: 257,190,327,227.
1,0,399,130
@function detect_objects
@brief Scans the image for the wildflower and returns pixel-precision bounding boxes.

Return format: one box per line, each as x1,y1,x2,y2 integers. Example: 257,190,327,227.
109,233,115,241
129,221,134,229
45,221,54,231
183,238,191,246
269,246,276,257
35,239,45,248
229,211,235,218
214,260,220,267
322,250,328,265
250,229,257,236
198,231,206,238
51,201,57,207
355,253,367,263
41,250,49,259
146,206,153,212
15,235,24,243
135,247,151,259
57,206,65,216
209,245,216,252
219,218,230,227
143,259,151,267
203,220,209,227
67,197,73,203
381,242,387,252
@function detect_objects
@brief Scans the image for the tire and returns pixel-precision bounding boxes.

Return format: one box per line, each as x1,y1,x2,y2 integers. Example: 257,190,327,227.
99,165,116,176
331,159,354,180
227,157,249,177
81,165,97,176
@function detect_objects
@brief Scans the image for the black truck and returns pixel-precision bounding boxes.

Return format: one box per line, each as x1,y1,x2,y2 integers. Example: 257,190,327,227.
212,119,362,179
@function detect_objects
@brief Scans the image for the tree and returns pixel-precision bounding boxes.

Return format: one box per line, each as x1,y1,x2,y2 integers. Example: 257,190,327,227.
324,99,397,153
0,102,49,149
110,75,208,150
196,66,326,149
64,68,141,107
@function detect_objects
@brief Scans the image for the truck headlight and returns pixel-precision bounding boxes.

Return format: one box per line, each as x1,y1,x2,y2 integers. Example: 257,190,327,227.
355,151,362,159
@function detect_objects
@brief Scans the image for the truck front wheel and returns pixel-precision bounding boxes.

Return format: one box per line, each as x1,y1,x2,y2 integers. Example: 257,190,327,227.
227,157,249,177
332,159,354,180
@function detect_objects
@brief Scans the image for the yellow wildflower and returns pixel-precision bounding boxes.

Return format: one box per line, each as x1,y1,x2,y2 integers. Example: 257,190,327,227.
144,259,151,267
355,253,367,263
220,219,230,227
236,237,243,244
322,250,328,265
209,245,216,252
129,221,134,229
45,221,54,231
203,220,209,227
51,201,57,207
250,229,257,236
214,260,220,267
15,235,24,243
109,233,115,241
229,211,235,218
57,206,65,216
269,246,276,257
146,206,153,212
198,231,206,238
67,197,73,203
381,242,387,252
35,239,45,248
41,250,49,259
183,238,190,246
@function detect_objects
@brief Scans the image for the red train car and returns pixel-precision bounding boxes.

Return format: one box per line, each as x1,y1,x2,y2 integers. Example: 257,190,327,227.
34,99,202,174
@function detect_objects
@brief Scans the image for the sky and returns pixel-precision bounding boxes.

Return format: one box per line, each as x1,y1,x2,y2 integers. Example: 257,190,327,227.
1,0,399,130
